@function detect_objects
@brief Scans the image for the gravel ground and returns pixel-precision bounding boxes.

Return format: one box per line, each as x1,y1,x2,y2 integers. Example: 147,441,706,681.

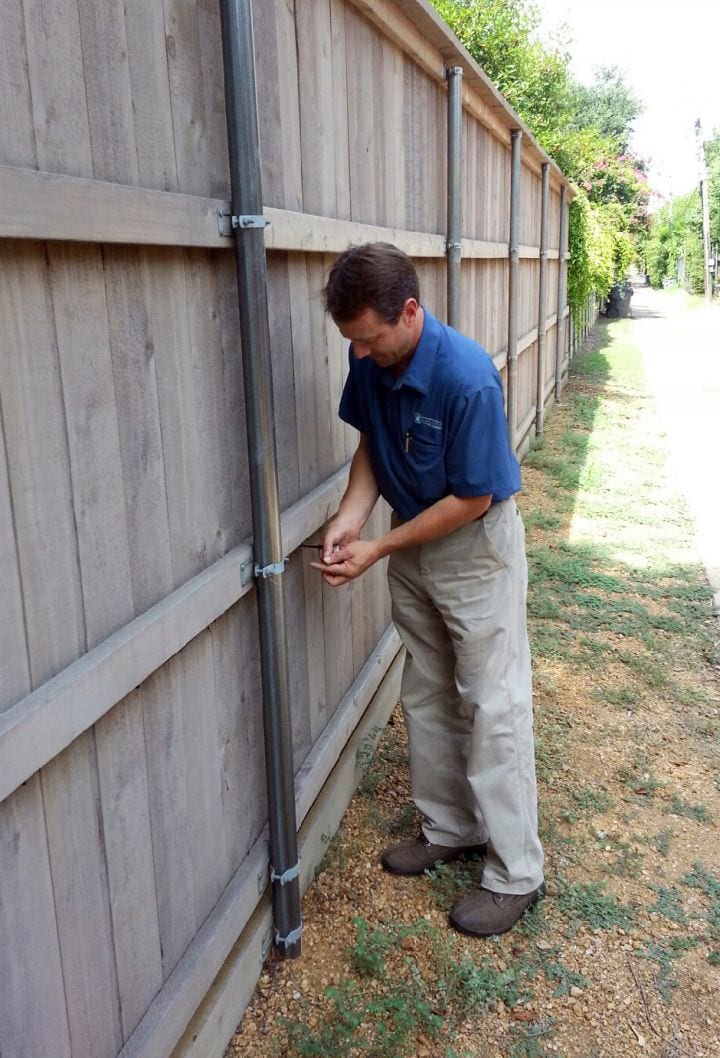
226,305,720,1058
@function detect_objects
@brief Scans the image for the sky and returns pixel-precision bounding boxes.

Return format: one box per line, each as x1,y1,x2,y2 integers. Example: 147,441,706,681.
537,0,718,205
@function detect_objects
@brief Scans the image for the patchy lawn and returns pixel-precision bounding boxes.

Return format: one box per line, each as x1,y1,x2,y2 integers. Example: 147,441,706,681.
227,314,720,1058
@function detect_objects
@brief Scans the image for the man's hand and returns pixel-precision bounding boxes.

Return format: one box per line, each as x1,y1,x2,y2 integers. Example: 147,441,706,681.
319,516,360,563
311,539,380,586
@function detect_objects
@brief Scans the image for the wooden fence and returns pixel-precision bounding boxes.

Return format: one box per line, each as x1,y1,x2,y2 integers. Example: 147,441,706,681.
0,2,572,1057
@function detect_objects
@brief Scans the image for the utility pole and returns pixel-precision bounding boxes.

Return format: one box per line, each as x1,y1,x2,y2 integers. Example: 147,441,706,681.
696,119,713,303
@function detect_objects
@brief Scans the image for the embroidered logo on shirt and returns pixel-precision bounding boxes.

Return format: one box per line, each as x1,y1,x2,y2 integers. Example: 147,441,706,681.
414,413,443,430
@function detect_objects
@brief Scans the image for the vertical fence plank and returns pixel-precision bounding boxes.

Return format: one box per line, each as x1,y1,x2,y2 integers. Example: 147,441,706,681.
253,0,303,211
296,0,339,217
45,243,139,1058
212,598,265,872
76,0,138,184
0,779,72,1058
123,0,178,191
22,0,91,176
0,0,36,168
330,0,352,221
196,0,231,198
95,697,163,1040
0,410,28,714
102,245,176,1036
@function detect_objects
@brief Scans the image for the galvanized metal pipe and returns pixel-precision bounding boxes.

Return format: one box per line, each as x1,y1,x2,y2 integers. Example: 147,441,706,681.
506,129,522,448
554,185,568,401
446,66,463,329
535,163,550,436
219,0,302,959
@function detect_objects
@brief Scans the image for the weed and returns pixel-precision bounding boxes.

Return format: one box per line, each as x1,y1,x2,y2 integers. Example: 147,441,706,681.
534,718,570,782
542,958,589,997
357,729,407,798
315,832,346,877
600,837,644,879
648,886,687,923
571,786,613,814
680,862,720,939
636,828,673,857
666,796,711,822
516,900,548,939
426,858,484,912
348,918,394,979
594,686,639,710
616,761,663,802
508,1018,559,1058
634,936,699,1004
432,935,536,1014
554,879,635,934
283,973,443,1058
387,803,419,837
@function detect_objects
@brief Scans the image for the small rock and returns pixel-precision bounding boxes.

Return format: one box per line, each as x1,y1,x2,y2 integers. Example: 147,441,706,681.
570,986,584,998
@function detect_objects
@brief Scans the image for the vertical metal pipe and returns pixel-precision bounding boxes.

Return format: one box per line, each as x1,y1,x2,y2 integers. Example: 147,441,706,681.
554,185,568,401
446,66,463,329
535,163,550,436
506,129,522,448
219,0,301,959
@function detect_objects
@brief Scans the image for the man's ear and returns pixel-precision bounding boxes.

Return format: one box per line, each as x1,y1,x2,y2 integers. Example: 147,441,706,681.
401,298,419,324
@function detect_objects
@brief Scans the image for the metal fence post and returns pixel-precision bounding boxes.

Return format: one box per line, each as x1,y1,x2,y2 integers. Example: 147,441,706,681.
507,128,522,447
554,185,568,401
446,66,463,329
535,162,550,436
219,0,302,959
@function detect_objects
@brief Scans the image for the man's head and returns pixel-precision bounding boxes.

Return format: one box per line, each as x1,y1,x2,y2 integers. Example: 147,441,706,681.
323,243,423,371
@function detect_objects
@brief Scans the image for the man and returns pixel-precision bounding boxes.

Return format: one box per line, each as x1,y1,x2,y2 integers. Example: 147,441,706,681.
313,243,544,937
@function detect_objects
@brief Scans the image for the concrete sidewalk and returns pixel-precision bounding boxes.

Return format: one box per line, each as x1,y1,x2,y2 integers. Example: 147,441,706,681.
629,287,720,615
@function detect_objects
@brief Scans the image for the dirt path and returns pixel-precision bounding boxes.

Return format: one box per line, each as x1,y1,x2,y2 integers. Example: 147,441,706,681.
631,288,720,615
227,299,720,1058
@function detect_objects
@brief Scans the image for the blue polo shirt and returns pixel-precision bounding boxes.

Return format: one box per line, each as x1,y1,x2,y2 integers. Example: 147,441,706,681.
338,308,520,520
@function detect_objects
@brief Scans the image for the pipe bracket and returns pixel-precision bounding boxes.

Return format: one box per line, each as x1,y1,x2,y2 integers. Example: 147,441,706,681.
446,240,462,252
217,209,270,236
255,558,288,579
270,862,300,886
275,923,303,948
233,213,270,229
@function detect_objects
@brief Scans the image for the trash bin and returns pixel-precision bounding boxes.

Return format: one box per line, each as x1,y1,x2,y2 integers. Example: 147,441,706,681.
605,281,633,318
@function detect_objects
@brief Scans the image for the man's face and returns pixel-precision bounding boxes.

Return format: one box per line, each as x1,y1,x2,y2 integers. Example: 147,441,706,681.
336,300,421,371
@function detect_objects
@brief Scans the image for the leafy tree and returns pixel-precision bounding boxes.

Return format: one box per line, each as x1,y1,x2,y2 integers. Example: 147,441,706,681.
430,0,650,320
645,192,704,292
432,0,575,154
572,66,643,151
704,128,720,247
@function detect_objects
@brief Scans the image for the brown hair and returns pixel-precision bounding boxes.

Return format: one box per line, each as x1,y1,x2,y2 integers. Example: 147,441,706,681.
323,243,420,324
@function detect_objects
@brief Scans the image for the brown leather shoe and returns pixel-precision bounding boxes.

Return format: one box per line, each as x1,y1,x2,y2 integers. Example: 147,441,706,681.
449,883,546,937
381,834,487,876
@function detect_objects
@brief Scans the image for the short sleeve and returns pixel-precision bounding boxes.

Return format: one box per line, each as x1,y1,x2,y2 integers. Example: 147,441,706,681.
338,346,366,433
445,385,520,500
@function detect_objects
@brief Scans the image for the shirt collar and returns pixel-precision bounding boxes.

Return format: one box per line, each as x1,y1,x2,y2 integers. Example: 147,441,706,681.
376,308,441,393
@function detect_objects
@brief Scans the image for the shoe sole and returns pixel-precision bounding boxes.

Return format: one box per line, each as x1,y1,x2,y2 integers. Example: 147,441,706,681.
448,883,547,938
381,844,487,877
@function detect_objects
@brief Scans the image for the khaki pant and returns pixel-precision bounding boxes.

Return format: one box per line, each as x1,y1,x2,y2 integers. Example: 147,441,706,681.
387,498,544,894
